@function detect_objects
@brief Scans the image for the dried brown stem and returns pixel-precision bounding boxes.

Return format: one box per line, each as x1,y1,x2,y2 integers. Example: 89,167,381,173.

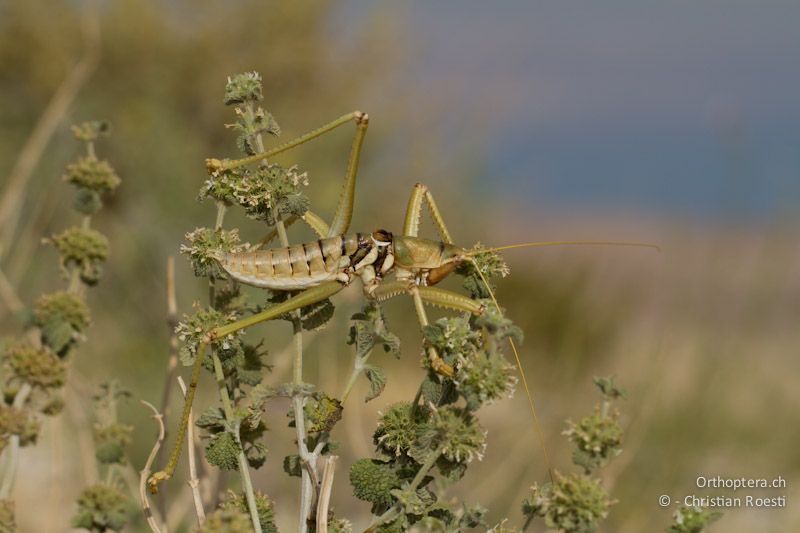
155,256,179,519
139,400,166,533
315,456,338,533
178,376,206,527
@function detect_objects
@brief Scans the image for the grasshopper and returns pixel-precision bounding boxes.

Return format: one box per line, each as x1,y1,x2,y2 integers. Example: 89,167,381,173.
148,111,655,492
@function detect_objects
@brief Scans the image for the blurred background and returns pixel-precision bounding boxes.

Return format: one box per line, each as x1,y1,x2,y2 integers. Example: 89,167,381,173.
1,0,798,531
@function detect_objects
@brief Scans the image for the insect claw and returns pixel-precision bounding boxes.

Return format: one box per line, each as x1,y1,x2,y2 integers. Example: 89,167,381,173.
147,470,170,494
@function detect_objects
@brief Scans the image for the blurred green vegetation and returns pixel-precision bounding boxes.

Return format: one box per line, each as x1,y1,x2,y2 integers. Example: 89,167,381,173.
1,1,798,532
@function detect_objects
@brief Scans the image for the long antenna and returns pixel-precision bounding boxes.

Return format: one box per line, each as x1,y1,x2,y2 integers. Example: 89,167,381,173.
469,258,555,483
469,240,660,255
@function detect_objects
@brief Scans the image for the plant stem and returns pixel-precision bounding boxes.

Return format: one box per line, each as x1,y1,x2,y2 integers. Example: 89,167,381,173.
315,456,338,533
211,352,262,533
277,213,315,533
251,113,317,531
340,363,362,404
521,513,534,532
367,448,442,530
207,198,261,533
177,377,206,527
139,400,166,533
155,257,179,520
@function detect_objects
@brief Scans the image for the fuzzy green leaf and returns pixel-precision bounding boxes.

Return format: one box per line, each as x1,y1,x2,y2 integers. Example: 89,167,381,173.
363,364,387,402
205,432,241,471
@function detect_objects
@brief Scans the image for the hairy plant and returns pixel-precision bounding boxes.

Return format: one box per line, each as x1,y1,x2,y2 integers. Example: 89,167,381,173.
667,505,722,533
134,72,701,533
0,122,126,529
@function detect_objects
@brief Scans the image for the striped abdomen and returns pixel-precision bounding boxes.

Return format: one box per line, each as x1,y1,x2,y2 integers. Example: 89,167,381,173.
216,234,368,290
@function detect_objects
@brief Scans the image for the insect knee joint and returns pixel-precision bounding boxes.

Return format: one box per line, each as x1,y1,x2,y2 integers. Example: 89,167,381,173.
355,111,369,125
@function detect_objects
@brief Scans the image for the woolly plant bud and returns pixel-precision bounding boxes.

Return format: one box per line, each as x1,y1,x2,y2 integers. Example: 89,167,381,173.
523,471,613,533
63,155,121,196
94,422,133,465
416,406,486,464
329,518,354,533
205,431,241,471
349,459,401,509
228,100,280,155
668,504,722,533
175,307,245,371
219,490,278,533
456,245,509,299
45,226,109,284
199,507,252,532
71,121,110,142
423,317,480,362
224,72,263,105
180,227,248,279
474,301,523,345
564,408,623,474
199,167,243,205
3,342,66,390
454,352,517,411
594,376,627,400
33,291,90,354
373,402,432,458
71,484,131,532
0,405,40,453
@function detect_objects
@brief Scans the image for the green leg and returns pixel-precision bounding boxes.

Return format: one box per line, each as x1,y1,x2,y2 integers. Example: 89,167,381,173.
205,111,369,238
328,112,369,236
402,182,453,243
398,183,460,374
148,281,344,493
372,281,484,377
207,112,365,172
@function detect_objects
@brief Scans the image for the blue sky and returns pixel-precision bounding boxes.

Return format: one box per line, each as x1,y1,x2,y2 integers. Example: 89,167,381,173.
345,1,800,222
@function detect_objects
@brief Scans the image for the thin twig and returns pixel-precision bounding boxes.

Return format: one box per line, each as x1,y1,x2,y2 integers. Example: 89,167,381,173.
139,400,166,533
158,257,179,419
0,9,101,260
315,456,338,533
206,190,262,533
211,348,262,533
156,256,179,519
255,117,317,532
178,376,206,527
